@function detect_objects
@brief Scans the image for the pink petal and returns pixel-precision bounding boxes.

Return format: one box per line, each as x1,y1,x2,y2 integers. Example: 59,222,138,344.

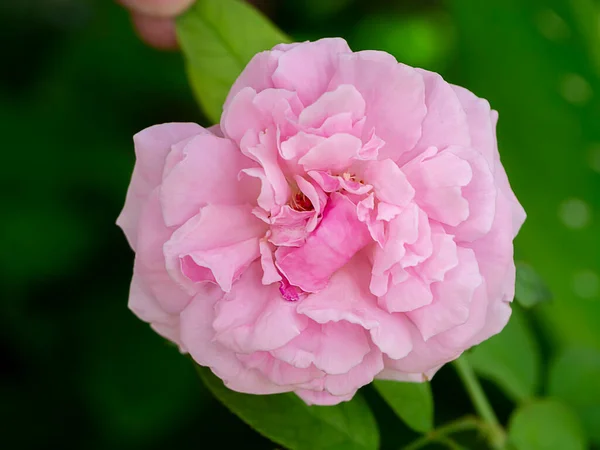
180,287,291,395
397,69,471,165
237,352,324,386
323,348,384,395
128,275,182,347
164,204,267,294
297,258,413,360
452,85,496,169
407,247,482,341
224,50,282,110
212,262,308,353
243,128,291,208
159,133,258,227
364,159,415,207
444,147,497,241
271,321,371,375
295,389,355,406
276,193,371,292
259,238,282,285
298,133,363,172
417,225,459,283
272,38,352,106
133,189,192,314
328,52,426,161
378,274,433,313
298,84,365,129
117,123,204,248
404,147,473,226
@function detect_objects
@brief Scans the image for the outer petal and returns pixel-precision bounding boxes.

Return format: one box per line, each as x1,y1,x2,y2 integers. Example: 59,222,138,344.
224,50,283,110
159,133,258,227
180,286,291,395
117,123,204,248
271,321,371,375
397,69,471,166
133,189,191,314
272,38,352,106
213,262,308,354
295,389,355,406
128,275,182,347
452,85,496,169
407,247,482,341
328,51,426,161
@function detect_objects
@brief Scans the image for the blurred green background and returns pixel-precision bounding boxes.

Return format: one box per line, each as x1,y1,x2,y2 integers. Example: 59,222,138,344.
1,0,599,448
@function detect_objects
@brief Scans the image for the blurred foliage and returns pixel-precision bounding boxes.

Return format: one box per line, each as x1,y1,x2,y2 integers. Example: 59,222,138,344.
1,0,599,449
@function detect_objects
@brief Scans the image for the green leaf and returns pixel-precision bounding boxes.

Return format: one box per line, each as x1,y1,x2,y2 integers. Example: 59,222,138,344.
176,0,290,123
508,399,587,450
548,347,600,444
515,262,552,308
373,380,433,433
196,365,379,450
466,307,540,402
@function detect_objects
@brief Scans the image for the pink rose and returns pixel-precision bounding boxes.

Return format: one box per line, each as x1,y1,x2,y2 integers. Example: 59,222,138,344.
117,38,525,405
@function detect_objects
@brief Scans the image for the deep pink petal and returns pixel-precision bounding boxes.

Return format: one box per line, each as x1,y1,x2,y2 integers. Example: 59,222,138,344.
276,193,371,292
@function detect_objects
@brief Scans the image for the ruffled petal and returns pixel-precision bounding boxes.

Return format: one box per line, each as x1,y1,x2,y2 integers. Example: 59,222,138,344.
160,133,258,227
298,257,413,360
164,204,267,294
272,38,352,106
117,123,204,248
276,193,371,292
212,262,308,353
180,287,291,394
408,247,482,341
328,51,426,161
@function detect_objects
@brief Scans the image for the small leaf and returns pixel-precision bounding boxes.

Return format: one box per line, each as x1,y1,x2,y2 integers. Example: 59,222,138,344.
515,262,552,308
548,347,600,444
467,307,540,402
373,380,433,433
197,365,379,450
176,0,290,123
508,399,587,450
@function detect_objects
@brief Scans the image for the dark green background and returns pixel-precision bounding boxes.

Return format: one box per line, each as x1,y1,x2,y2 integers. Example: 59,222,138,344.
1,0,599,448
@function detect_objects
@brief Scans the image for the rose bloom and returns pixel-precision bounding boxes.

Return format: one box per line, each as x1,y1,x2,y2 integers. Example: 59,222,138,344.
117,38,525,405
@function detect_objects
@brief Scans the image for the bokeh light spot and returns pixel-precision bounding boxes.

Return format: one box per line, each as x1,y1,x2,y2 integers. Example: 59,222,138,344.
559,198,591,229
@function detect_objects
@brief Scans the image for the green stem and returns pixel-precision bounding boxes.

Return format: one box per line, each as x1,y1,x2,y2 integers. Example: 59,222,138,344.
453,357,506,449
403,416,481,450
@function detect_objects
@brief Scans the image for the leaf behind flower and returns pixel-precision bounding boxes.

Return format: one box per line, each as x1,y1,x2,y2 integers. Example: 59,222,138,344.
196,365,379,450
467,307,540,403
508,399,587,450
373,380,433,433
176,0,290,124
